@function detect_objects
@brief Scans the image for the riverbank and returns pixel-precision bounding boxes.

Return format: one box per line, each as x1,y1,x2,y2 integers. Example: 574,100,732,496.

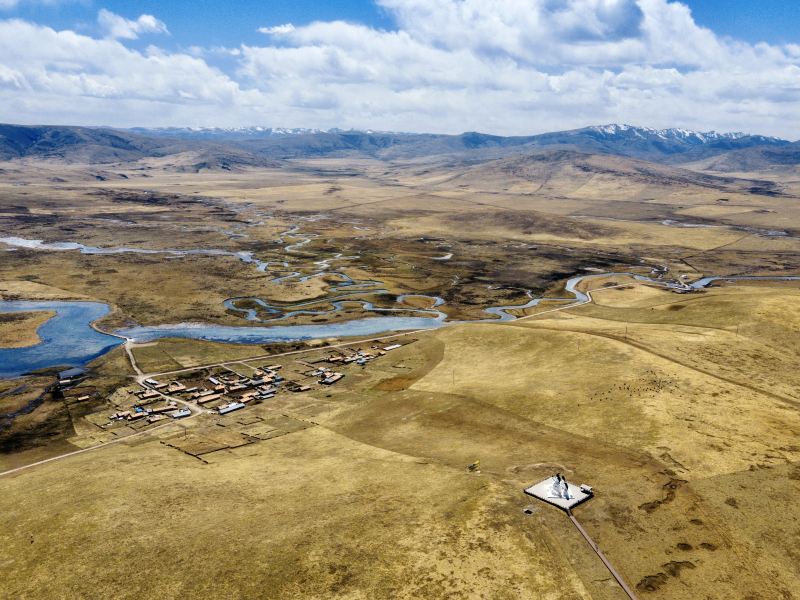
0,301,123,379
3,272,800,380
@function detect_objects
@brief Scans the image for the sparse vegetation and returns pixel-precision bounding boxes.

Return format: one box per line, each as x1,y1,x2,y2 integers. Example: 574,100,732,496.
1,141,800,598
0,310,53,348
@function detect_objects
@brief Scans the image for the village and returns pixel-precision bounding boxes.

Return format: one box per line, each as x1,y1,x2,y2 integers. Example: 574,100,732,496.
102,342,407,428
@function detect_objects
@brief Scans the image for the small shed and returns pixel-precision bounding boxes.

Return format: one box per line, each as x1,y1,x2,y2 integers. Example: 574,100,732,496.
59,367,86,380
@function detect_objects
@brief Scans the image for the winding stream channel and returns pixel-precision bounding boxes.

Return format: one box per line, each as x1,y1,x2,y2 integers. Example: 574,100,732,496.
2,232,799,379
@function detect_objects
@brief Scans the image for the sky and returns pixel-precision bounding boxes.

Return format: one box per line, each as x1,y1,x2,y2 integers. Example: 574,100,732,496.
0,0,799,137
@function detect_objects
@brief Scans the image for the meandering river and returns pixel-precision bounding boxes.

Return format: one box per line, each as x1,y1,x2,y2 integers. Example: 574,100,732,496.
3,232,799,378
3,274,799,379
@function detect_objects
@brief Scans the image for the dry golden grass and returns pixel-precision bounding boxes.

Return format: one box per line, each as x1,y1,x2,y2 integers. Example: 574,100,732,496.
588,282,667,307
3,282,800,598
403,282,800,597
255,275,335,303
0,310,53,348
2,155,800,599
0,423,596,599
3,153,799,336
132,338,268,373
0,280,89,301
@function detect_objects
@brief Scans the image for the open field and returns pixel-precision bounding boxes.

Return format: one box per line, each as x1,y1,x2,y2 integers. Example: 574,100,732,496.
0,425,598,599
2,149,800,598
2,280,800,598
3,151,800,331
131,338,273,373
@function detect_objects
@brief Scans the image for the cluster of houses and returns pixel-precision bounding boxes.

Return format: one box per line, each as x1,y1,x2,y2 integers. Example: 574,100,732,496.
188,366,285,414
326,344,400,366
106,341,409,426
317,370,344,385
648,264,697,294
54,367,98,404
108,379,188,423
305,343,404,384
108,365,286,423
109,401,179,424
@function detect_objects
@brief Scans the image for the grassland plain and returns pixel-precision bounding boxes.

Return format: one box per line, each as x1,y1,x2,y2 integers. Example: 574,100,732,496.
3,153,800,332
2,152,800,598
130,338,281,374
1,280,799,598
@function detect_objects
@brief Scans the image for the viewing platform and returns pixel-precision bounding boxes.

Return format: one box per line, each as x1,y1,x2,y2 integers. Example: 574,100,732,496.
524,476,593,512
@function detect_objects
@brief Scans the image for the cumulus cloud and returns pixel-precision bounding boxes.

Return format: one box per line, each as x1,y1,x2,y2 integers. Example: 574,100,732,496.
378,0,647,62
0,18,246,121
98,8,168,40
234,0,800,135
0,1,799,137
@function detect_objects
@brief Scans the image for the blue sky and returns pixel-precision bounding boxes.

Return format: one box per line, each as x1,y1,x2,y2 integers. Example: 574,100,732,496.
8,0,799,46
0,0,799,136
7,0,395,48
689,0,800,45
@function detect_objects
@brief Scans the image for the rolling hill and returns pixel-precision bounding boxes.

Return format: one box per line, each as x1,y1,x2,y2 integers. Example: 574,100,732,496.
682,144,800,173
1,123,797,171
0,124,278,170
127,123,794,164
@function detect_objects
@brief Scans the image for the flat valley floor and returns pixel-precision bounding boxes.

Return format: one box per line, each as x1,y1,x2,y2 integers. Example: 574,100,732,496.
1,154,800,598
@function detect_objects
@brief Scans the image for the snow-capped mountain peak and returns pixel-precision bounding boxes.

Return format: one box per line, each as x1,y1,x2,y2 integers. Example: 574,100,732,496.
127,126,419,140
129,126,326,139
586,124,781,144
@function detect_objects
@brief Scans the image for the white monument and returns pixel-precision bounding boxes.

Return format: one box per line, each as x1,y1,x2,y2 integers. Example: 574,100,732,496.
526,473,592,511
549,475,572,500
550,476,563,498
562,478,571,500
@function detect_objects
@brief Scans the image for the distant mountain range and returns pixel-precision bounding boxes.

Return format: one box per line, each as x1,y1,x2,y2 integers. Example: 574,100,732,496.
1,122,797,171
528,124,791,163
128,126,328,141
0,124,277,169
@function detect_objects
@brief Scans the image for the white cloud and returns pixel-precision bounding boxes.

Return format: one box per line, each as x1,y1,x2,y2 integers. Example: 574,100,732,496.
97,9,168,40
0,19,243,111
258,23,295,35
0,1,799,137
0,0,81,8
